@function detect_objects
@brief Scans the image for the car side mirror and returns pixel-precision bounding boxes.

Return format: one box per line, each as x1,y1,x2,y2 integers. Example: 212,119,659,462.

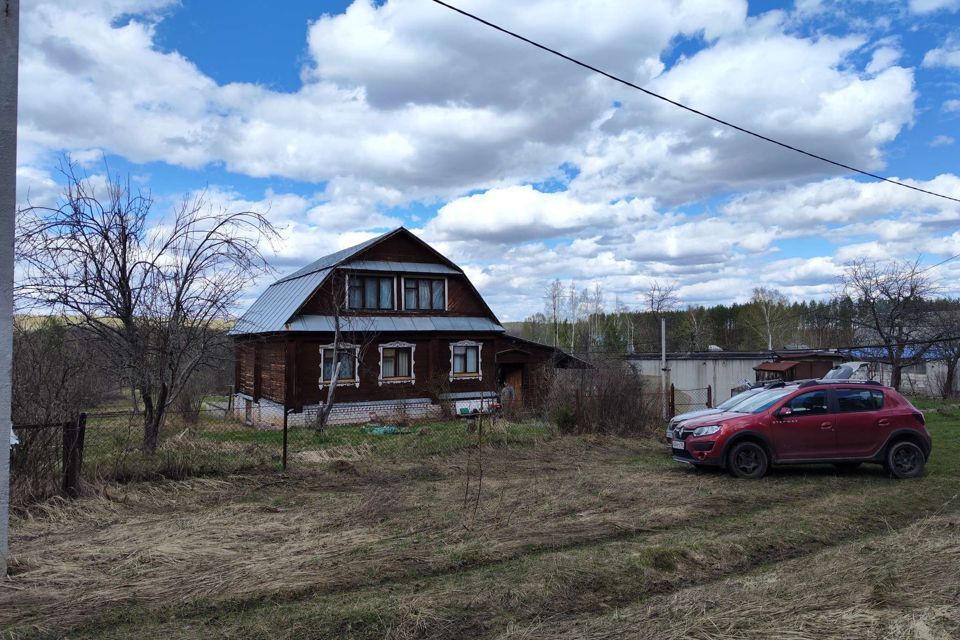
776,407,792,418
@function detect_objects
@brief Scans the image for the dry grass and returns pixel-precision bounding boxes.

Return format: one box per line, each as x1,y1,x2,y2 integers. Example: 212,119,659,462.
2,428,959,640
510,514,960,640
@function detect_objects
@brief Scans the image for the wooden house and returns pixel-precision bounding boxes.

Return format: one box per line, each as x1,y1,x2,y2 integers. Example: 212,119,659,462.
230,227,575,426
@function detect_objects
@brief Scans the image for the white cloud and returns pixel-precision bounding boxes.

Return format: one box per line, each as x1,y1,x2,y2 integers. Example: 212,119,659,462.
18,0,919,209
944,99,960,112
723,175,960,228
931,135,955,146
909,0,960,13
14,0,956,320
428,185,658,242
866,46,901,74
922,42,960,69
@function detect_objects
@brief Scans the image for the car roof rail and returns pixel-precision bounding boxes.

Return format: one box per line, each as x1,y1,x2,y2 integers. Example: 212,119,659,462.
763,380,786,389
798,378,885,388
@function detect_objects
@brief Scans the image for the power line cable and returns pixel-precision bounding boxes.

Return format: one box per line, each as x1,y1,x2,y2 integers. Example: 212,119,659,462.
430,0,960,205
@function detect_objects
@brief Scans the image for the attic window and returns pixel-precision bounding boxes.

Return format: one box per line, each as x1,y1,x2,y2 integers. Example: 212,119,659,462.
348,275,394,310
404,278,445,310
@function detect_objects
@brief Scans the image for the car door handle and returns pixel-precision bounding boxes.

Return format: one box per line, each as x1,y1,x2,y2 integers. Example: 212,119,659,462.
820,422,833,430
877,418,890,427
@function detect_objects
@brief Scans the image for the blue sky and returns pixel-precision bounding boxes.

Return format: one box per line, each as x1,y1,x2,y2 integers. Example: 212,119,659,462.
15,0,960,320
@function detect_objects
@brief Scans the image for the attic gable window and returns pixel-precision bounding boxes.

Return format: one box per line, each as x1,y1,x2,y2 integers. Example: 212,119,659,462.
347,275,394,310
403,277,446,310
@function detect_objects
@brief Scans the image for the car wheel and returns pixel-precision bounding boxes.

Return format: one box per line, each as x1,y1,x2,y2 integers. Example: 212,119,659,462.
833,462,862,472
727,441,769,479
886,441,925,479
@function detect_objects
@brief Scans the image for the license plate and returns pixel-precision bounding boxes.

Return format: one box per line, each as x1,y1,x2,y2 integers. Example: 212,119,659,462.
672,439,685,450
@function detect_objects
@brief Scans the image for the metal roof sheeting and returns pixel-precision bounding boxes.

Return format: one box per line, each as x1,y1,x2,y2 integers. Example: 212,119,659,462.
284,315,504,333
342,260,459,275
229,268,331,335
274,234,386,284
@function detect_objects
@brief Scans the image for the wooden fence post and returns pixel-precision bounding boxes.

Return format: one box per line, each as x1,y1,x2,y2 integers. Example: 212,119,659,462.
62,413,86,498
282,409,288,472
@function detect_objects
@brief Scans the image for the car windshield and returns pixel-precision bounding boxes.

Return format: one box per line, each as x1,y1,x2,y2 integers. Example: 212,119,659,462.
717,388,761,410
824,365,851,380
732,388,796,414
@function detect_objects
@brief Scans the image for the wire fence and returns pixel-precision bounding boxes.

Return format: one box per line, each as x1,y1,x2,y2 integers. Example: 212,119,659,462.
668,385,713,417
9,400,555,509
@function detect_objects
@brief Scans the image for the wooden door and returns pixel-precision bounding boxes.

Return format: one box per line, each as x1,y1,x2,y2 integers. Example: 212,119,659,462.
505,367,524,407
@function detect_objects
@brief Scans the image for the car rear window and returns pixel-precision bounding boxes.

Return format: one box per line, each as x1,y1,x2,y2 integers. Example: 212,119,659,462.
834,388,884,412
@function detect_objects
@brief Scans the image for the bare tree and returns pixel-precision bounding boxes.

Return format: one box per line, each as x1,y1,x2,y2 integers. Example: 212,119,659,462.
567,281,579,352
11,316,106,425
16,162,278,451
930,299,960,398
744,287,790,350
544,278,564,348
684,304,710,351
645,280,678,316
311,271,379,433
840,258,938,391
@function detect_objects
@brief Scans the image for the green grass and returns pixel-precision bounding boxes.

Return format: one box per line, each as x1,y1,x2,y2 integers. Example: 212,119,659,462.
909,396,960,477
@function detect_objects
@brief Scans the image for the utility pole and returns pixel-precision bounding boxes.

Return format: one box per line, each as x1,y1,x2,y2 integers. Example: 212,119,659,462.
0,0,20,576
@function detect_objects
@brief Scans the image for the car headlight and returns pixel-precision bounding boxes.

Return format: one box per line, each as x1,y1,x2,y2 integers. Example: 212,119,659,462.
692,425,721,437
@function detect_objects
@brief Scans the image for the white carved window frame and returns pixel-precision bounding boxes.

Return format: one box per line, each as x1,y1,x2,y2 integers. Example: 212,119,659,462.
319,342,361,388
449,339,482,382
378,341,416,386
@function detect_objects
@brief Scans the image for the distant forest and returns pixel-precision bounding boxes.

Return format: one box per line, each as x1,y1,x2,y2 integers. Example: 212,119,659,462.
505,277,960,359
505,298,861,354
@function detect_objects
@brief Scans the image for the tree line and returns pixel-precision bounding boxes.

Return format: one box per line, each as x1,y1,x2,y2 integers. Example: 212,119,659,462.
512,262,960,394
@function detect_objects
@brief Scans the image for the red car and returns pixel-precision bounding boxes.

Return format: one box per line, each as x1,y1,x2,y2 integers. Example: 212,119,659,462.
670,380,931,479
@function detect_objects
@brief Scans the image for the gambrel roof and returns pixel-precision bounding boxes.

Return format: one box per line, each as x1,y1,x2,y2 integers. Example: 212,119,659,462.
230,227,501,335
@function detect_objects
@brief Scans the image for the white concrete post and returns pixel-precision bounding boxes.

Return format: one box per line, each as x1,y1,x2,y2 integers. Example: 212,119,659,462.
0,0,19,576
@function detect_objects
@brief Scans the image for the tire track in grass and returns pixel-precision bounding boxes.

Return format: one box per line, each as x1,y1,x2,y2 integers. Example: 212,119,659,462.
47,477,959,640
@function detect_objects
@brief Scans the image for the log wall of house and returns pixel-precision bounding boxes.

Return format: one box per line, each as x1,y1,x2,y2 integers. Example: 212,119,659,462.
292,333,499,407
259,342,286,403
236,343,255,396
234,340,287,404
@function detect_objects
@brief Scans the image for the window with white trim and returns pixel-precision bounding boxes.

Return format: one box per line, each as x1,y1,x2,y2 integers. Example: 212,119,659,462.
319,343,360,387
378,341,416,385
449,340,482,381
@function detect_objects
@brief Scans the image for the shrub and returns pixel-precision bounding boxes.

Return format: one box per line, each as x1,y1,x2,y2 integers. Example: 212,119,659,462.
538,358,659,437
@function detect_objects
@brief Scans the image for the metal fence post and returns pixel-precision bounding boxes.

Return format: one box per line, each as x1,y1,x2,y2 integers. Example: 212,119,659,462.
669,384,675,418
707,385,712,409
